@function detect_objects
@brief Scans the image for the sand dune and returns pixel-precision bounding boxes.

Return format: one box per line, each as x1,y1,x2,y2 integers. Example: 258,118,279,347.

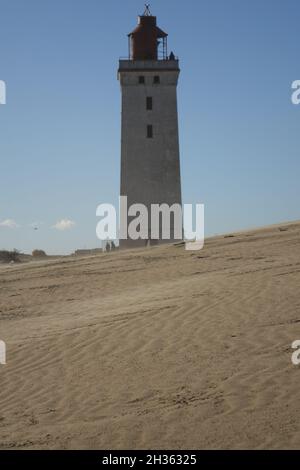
1,221,300,449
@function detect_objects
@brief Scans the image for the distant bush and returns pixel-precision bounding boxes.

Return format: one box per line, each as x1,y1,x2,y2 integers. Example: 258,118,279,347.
32,249,47,258
0,250,20,263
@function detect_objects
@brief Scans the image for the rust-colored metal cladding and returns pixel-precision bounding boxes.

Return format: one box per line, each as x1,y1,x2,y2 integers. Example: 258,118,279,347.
128,15,168,61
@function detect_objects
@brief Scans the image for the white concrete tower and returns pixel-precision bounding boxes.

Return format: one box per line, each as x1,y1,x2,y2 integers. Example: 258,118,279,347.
118,6,182,249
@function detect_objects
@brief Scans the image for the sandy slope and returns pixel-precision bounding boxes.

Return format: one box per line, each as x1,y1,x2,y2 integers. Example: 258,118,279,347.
0,221,300,450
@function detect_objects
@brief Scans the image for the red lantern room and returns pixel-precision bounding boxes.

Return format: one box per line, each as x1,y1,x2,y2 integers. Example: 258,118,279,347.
128,5,168,60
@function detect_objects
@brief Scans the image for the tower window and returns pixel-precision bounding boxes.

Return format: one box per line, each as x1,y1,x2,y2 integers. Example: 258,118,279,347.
153,76,160,84
147,125,153,139
139,76,145,84
146,97,153,110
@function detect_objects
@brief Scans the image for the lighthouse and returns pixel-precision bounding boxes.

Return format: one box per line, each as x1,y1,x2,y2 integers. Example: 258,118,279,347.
118,6,182,249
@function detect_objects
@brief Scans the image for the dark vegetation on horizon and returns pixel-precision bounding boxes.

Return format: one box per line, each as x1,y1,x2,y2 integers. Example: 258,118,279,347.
0,249,48,264
0,250,20,263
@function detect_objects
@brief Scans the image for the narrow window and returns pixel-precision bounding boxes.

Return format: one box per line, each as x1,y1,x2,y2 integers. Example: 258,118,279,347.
139,76,145,84
153,75,160,84
146,97,153,110
147,125,153,139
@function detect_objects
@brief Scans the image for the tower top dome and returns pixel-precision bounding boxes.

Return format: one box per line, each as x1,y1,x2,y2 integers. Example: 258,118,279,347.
128,7,168,61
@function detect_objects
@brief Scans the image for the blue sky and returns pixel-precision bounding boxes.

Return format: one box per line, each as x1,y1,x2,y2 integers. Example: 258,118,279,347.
0,0,299,254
